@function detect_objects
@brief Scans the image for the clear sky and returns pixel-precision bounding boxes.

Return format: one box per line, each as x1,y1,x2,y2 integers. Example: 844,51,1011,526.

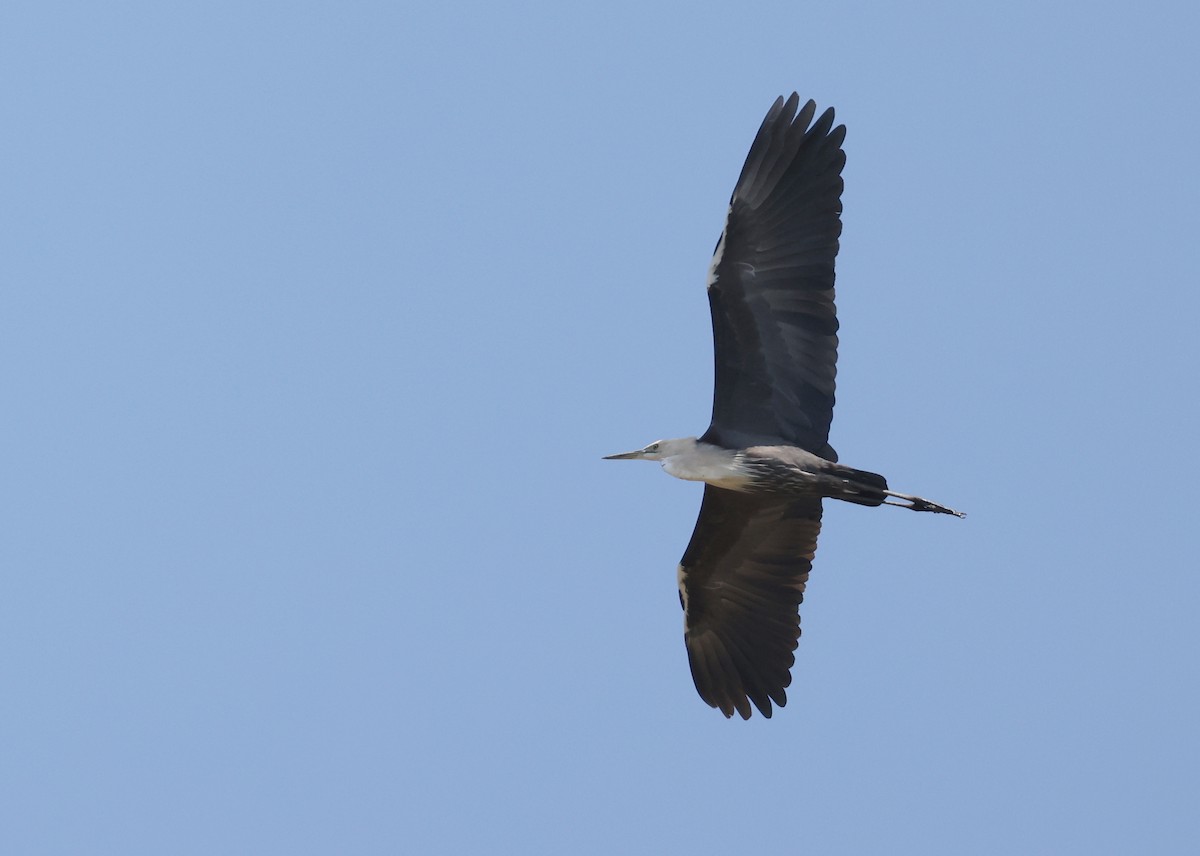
3,1,1199,853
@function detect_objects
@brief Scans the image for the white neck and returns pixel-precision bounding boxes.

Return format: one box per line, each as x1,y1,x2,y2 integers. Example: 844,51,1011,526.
661,444,751,490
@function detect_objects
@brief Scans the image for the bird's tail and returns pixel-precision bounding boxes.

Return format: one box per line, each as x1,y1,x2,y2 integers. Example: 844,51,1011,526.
823,464,889,507
822,462,966,517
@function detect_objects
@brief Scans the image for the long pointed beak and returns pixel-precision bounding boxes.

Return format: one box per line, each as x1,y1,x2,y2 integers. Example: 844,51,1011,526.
603,449,646,461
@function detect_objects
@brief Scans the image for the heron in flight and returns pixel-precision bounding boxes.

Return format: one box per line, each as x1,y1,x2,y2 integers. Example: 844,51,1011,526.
605,94,963,720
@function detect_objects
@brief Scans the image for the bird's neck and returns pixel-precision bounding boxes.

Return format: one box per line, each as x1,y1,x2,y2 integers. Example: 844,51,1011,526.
661,444,753,490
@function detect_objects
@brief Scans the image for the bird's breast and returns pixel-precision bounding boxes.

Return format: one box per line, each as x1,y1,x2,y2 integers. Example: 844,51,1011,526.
661,455,754,490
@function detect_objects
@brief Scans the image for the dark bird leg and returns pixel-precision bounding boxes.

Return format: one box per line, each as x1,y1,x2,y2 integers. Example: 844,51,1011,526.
883,490,966,518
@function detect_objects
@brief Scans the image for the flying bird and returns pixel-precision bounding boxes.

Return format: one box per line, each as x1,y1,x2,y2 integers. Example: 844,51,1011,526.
605,94,964,720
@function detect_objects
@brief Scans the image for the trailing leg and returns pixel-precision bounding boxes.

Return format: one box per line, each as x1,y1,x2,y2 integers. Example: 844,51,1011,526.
883,490,965,518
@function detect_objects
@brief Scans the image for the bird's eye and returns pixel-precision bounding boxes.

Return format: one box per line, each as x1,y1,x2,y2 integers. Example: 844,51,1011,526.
647,443,659,452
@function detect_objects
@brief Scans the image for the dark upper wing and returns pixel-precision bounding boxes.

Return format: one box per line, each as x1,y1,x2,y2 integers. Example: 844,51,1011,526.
701,94,845,459
678,486,823,719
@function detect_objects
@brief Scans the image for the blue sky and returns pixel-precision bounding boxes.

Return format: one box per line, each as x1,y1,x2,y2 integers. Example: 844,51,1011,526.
3,1,1199,853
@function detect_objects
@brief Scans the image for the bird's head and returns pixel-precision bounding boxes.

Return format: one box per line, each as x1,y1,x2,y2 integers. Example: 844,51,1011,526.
603,437,697,462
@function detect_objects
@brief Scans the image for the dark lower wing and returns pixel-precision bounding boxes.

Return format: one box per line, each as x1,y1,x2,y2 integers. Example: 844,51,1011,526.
678,486,823,719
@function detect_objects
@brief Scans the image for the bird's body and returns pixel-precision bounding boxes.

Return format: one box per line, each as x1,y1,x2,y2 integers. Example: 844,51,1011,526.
606,94,962,720
613,437,890,504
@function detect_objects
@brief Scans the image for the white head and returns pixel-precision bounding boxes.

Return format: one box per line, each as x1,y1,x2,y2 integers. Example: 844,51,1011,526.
603,437,698,462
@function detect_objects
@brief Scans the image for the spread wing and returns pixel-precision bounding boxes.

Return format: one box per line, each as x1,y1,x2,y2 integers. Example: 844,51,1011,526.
678,486,823,719
700,94,845,459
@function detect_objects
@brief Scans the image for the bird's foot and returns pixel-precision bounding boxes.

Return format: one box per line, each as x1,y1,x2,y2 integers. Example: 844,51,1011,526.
883,491,965,518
